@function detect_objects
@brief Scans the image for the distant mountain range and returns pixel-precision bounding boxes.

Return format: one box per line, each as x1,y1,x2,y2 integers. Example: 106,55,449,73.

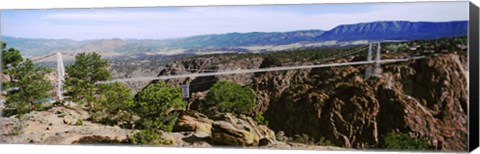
318,21,468,41
1,20,468,56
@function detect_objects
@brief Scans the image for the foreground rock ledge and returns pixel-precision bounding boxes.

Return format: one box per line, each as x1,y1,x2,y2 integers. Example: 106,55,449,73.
1,107,344,151
0,106,130,144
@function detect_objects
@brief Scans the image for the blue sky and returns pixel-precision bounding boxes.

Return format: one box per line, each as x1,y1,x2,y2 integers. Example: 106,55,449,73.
0,1,469,40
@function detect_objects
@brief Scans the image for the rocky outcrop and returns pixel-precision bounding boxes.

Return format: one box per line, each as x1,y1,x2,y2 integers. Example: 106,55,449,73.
258,53,468,151
172,111,276,147
210,113,276,146
139,48,468,151
260,65,380,149
264,142,344,150
166,110,345,150
173,110,213,137
0,106,131,144
376,53,468,151
0,105,341,150
158,131,212,147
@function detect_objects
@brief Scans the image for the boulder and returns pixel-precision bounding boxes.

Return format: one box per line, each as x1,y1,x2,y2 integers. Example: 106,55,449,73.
173,110,213,137
159,131,212,147
210,113,276,146
63,116,74,125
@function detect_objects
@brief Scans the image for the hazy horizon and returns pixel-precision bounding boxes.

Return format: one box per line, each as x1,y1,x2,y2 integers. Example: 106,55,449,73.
0,1,468,40
0,20,469,42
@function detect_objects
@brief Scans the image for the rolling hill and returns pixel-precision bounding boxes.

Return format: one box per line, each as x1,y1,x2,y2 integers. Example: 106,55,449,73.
0,20,468,56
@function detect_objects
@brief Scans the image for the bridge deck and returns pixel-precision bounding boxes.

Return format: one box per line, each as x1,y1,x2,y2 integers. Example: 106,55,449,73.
95,56,425,84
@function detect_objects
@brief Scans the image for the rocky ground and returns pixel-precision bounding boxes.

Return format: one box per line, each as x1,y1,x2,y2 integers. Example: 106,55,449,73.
0,106,343,150
0,106,130,144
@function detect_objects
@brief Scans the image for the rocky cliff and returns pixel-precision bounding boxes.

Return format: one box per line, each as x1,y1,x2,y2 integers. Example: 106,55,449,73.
154,51,468,151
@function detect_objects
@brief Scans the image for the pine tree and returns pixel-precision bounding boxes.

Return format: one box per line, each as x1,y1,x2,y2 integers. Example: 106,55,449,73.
1,43,23,89
4,59,53,116
133,81,186,131
64,52,110,108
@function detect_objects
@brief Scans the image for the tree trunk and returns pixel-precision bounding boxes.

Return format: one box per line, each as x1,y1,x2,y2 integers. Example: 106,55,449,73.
29,97,35,111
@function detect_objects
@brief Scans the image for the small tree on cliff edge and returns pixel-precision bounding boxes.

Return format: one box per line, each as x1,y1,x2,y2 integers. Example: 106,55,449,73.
64,52,110,108
4,60,53,117
1,42,23,70
199,80,256,116
90,82,136,127
2,43,53,117
1,43,23,89
133,81,187,131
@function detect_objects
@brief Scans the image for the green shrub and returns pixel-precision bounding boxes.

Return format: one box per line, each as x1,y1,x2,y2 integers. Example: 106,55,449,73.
8,124,23,136
89,111,108,123
112,110,137,128
57,111,69,118
255,113,269,125
382,132,431,150
91,82,136,128
6,115,26,136
133,81,187,131
291,133,333,146
95,82,134,113
316,137,334,146
293,133,316,145
76,119,84,126
199,80,256,116
129,130,164,145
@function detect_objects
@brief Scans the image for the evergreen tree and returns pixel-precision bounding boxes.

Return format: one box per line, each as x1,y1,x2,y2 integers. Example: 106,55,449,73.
91,82,136,127
1,43,23,70
199,80,256,116
95,82,134,113
133,81,186,131
64,52,110,108
4,59,53,116
1,43,23,89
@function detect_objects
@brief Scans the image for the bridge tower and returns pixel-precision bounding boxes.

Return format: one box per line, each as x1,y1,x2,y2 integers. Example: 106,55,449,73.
365,42,382,80
56,52,65,100
373,42,382,77
364,43,374,80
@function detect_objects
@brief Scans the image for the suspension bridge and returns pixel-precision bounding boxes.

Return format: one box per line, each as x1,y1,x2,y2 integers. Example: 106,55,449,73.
95,43,424,84
22,42,424,100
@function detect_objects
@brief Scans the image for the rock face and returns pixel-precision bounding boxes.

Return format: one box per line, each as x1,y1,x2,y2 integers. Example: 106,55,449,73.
376,53,468,151
173,110,213,137
0,106,131,144
259,65,380,149
258,53,468,151
155,52,468,151
210,113,276,146
172,111,276,147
